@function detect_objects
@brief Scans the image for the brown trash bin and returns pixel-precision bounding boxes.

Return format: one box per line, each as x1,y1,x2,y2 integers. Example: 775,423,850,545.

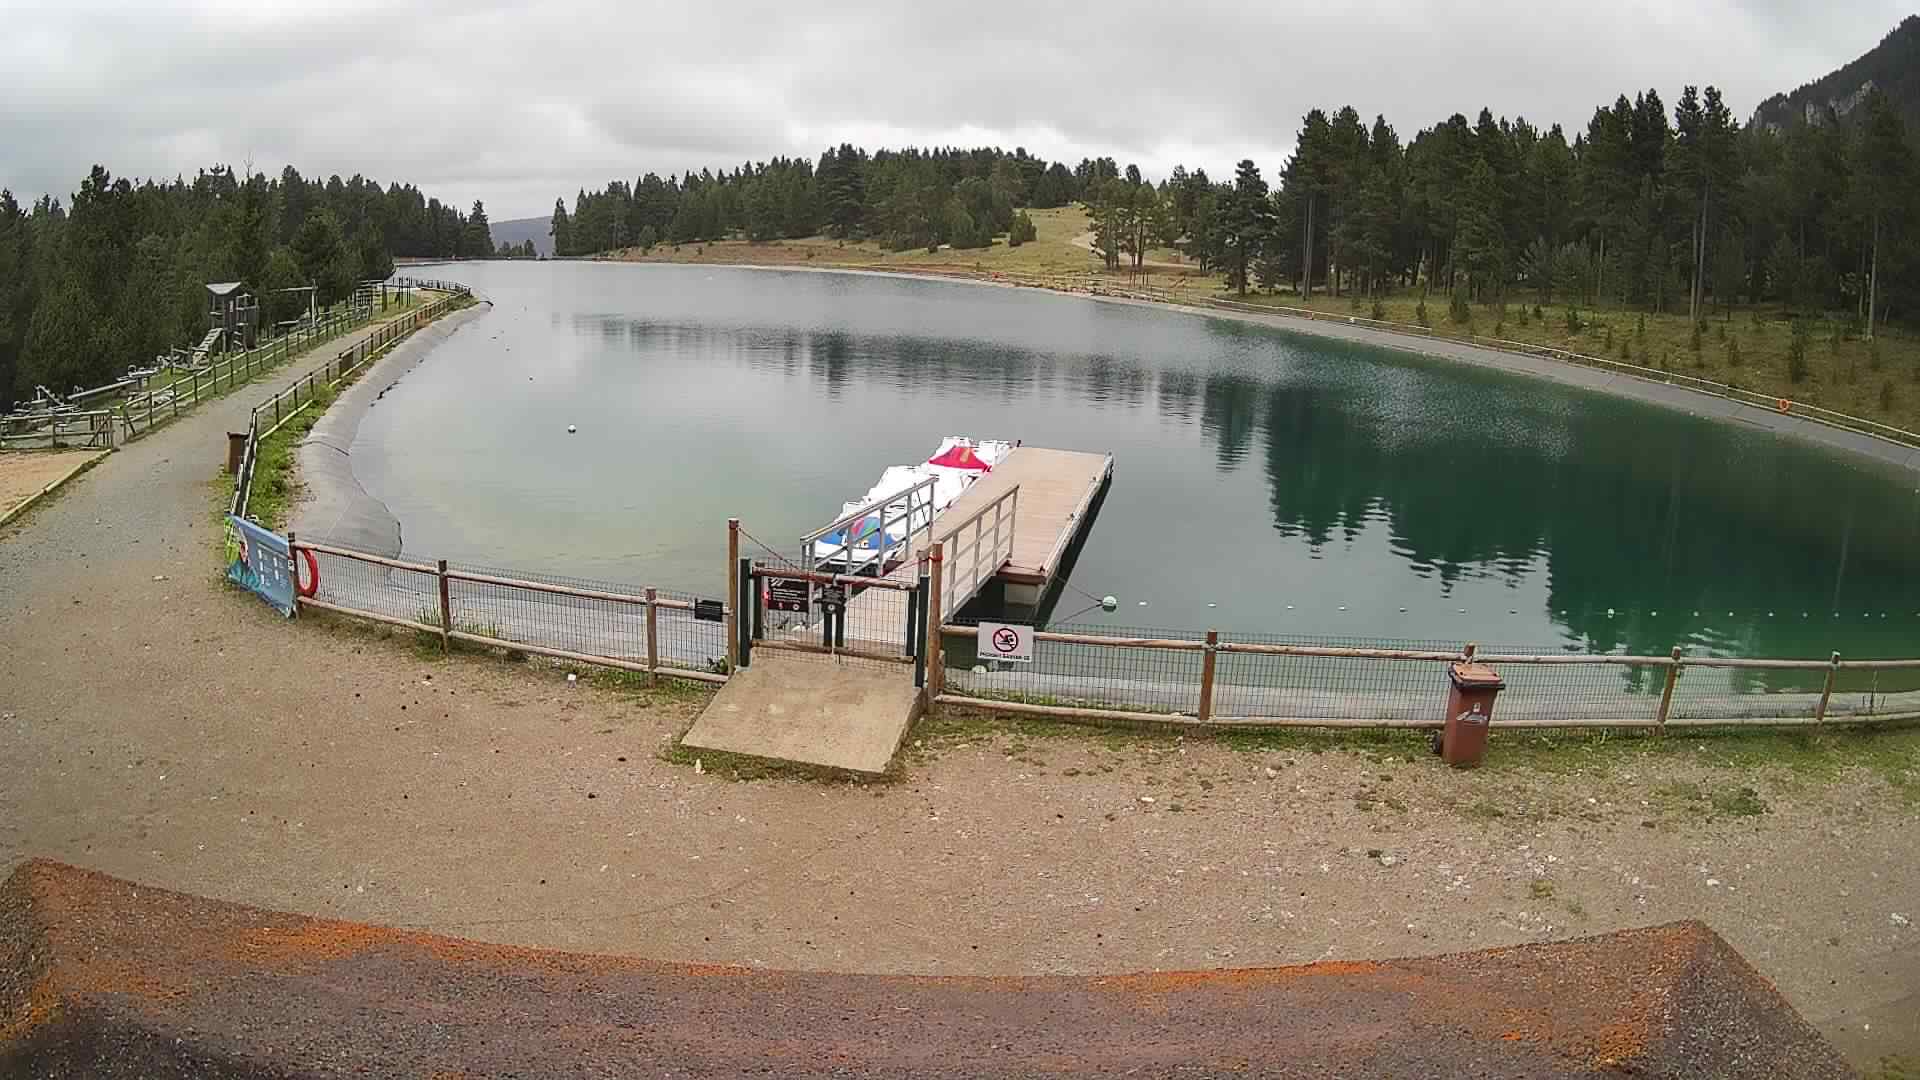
226,432,248,476
1439,661,1505,767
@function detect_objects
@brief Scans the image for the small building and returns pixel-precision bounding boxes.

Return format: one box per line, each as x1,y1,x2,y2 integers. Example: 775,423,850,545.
206,282,259,351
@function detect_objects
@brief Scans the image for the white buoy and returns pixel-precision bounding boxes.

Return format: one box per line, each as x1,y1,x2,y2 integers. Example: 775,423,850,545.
1101,595,1118,612
567,424,577,433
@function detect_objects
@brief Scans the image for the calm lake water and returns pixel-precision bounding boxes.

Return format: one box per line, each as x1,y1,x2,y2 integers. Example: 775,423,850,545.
356,261,1920,659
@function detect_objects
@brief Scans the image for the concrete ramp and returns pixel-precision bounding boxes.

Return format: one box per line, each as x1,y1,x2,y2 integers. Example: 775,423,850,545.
680,651,920,774
0,859,1855,1078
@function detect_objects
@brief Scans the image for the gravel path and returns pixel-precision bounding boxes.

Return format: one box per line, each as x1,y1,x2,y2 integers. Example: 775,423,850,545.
2,306,1916,1073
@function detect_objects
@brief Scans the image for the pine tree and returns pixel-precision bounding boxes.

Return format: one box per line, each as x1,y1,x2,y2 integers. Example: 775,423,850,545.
1854,90,1913,339
461,200,492,258
1219,160,1273,297
550,198,572,257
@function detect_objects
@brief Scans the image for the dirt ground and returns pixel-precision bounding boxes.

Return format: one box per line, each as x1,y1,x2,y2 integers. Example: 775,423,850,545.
0,449,106,520
1,294,1917,1076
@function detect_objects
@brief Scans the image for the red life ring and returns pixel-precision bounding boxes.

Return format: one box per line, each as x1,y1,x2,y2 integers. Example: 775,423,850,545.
1776,398,1791,414
295,546,320,598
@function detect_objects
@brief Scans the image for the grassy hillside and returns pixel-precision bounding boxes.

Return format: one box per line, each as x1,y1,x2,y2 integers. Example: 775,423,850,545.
602,207,1920,436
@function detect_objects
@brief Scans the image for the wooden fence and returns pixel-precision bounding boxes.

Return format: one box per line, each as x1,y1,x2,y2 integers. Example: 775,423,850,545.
0,410,117,450
289,538,726,685
935,624,1920,731
117,307,364,442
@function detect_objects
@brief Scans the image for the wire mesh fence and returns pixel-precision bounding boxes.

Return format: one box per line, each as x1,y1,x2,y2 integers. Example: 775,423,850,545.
744,554,922,671
939,619,1920,726
298,543,729,681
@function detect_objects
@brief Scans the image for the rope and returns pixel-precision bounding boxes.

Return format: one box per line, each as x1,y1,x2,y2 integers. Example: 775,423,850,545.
1053,599,1107,623
736,524,804,571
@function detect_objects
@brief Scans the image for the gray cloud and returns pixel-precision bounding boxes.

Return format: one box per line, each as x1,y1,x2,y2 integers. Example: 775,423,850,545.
1,0,1909,219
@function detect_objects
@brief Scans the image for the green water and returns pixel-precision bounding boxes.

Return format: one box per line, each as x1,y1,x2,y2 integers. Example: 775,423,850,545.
356,261,1920,662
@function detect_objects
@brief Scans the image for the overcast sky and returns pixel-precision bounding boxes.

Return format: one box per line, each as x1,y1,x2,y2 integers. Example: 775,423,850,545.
2,0,1911,221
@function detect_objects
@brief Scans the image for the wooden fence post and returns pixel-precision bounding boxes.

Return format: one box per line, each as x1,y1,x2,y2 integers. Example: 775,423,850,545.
1655,645,1683,734
725,518,740,671
436,559,452,653
1198,629,1219,723
926,542,945,699
645,587,660,687
1815,651,1840,725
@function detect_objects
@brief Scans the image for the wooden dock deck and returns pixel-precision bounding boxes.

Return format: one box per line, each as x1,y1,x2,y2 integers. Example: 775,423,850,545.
940,446,1112,606
836,446,1112,650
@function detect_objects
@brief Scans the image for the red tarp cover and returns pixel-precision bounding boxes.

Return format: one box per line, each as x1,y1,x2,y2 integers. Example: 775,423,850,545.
927,443,992,471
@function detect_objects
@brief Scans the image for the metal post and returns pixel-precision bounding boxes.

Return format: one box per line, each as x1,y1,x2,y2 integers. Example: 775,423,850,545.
927,543,946,699
1815,651,1840,724
285,532,300,617
436,559,452,653
1198,630,1219,723
914,564,931,688
725,518,740,671
644,587,660,687
1655,645,1683,734
738,557,754,669
903,579,919,659
751,568,765,642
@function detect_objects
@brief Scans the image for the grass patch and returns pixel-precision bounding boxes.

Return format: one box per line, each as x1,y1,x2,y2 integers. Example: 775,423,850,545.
586,665,714,705
1651,779,1770,818
1869,1055,1920,1080
914,704,1920,794
1481,722,1920,794
1463,799,1507,822
1222,290,1920,432
238,383,336,530
1528,879,1556,900
913,705,1160,753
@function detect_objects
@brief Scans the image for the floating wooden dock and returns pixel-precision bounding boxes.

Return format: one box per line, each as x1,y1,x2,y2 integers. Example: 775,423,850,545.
683,445,1113,774
935,445,1113,610
834,445,1112,653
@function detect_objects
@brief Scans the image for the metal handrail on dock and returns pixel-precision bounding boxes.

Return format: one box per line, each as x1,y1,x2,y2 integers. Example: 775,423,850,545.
936,484,1018,614
801,474,938,576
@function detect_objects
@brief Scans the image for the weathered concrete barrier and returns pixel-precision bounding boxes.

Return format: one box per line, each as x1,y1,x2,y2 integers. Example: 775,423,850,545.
0,859,1851,1078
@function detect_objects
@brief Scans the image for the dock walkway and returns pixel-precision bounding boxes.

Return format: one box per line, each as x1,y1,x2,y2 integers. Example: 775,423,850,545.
684,445,1113,773
833,445,1112,654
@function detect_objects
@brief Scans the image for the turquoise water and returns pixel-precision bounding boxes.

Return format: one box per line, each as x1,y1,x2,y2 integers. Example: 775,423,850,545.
355,261,1920,661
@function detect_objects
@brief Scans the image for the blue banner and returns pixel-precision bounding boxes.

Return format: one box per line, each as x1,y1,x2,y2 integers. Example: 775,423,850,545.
225,514,295,617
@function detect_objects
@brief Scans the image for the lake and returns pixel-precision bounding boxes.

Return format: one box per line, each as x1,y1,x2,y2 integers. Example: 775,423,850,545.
355,261,1920,660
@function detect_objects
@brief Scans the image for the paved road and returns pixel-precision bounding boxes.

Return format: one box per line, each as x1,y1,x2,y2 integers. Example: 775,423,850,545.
1,296,1915,1072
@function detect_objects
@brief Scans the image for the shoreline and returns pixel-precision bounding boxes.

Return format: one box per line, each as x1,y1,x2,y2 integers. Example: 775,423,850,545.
425,257,1920,478
289,302,491,556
